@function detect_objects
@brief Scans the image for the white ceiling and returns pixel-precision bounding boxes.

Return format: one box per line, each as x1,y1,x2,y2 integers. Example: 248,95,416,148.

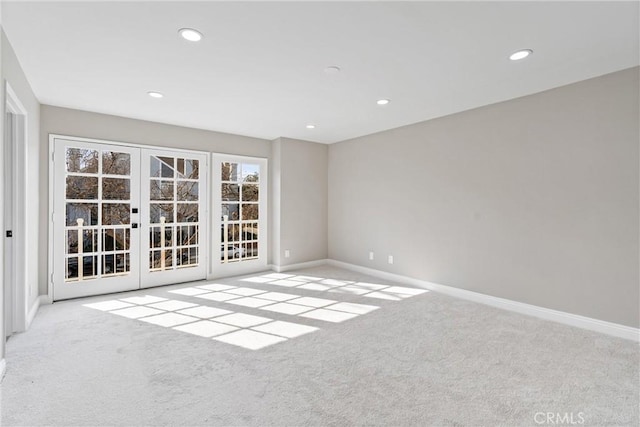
2,1,638,144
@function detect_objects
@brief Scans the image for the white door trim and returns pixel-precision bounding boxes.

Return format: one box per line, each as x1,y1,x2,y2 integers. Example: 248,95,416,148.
4,81,28,333
48,133,208,156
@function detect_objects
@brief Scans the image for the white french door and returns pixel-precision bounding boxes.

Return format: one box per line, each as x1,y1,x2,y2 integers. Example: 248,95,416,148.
52,137,208,300
53,139,141,300
140,149,208,288
212,154,268,277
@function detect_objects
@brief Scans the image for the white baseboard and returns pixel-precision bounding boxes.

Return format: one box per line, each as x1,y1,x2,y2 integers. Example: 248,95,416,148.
327,259,640,342
271,259,328,273
0,359,6,382
25,295,49,330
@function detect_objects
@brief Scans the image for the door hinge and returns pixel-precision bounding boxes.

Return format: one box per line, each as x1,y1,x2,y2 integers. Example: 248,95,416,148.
5,230,12,237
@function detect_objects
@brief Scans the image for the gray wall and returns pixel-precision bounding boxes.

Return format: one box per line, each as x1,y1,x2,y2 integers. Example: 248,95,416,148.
39,105,271,294
271,138,328,267
270,138,282,266
2,30,41,318
328,67,640,328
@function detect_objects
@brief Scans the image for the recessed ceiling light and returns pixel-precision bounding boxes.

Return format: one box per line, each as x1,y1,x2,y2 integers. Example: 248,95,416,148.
376,99,390,105
324,66,341,74
179,28,203,42
306,124,316,129
147,91,163,98
509,49,533,61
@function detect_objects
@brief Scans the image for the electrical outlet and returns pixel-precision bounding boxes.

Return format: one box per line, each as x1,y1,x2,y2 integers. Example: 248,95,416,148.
388,255,394,264
284,249,290,258
369,252,374,260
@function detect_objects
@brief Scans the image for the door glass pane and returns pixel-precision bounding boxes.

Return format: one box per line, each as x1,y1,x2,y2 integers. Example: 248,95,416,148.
222,162,238,182
150,180,174,201
221,203,239,221
163,226,174,247
116,254,129,274
66,203,98,226
67,230,78,254
241,184,258,202
103,178,130,200
159,157,174,178
102,152,130,175
66,148,98,173
81,229,98,253
150,250,161,269
222,184,239,201
118,229,129,251
185,160,199,179
150,204,174,223
177,159,185,176
82,255,98,278
66,258,79,280
103,254,116,275
150,157,161,177
103,229,115,251
221,223,240,243
102,228,129,251
178,225,198,246
177,247,198,267
177,203,198,223
102,203,130,225
150,227,160,248
66,176,98,200
177,181,198,201
242,223,258,241
242,164,259,182
164,249,174,268
242,204,259,220
231,224,241,242
242,242,258,260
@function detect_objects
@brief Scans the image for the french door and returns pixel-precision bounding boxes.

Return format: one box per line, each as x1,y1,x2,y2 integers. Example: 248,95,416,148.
52,137,208,300
140,149,208,288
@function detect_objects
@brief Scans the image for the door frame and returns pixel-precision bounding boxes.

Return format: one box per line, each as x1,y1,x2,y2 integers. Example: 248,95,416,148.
4,82,28,334
48,134,210,300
